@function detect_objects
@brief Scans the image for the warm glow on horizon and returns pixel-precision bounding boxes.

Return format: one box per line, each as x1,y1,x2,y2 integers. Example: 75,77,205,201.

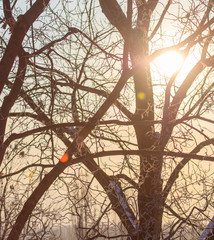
153,51,184,77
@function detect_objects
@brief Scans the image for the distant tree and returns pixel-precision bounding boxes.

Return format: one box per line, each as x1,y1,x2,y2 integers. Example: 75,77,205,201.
0,0,214,239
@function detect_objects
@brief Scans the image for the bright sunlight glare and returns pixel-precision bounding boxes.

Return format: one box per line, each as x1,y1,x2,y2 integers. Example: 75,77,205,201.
153,51,184,77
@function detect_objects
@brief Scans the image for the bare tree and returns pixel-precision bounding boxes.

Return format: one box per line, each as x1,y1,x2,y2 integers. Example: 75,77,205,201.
0,0,214,239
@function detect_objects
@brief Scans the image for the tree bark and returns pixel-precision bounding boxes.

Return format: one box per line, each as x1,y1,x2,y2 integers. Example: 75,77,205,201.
130,10,163,240
0,0,51,94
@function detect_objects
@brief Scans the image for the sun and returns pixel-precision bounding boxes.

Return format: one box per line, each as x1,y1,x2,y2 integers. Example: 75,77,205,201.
152,51,184,77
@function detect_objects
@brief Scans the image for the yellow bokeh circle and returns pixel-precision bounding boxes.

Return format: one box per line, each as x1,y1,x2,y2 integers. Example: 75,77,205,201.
137,92,146,100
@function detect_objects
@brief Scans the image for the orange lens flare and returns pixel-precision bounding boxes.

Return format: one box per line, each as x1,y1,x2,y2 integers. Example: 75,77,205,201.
60,153,68,163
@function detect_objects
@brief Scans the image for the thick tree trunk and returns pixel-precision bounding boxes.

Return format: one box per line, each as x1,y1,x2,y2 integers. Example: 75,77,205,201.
130,29,163,239
98,0,164,235
137,154,163,240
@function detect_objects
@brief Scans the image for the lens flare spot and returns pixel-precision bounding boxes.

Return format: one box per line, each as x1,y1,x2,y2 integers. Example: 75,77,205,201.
60,153,68,163
137,92,146,100
28,171,34,179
